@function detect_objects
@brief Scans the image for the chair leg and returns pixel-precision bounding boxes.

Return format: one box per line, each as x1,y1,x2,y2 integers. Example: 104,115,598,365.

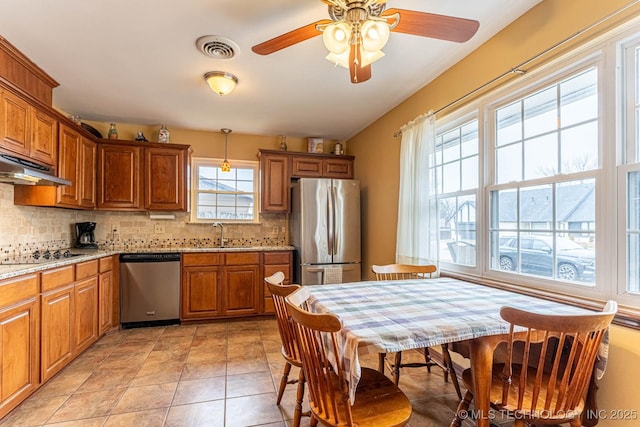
441,344,463,400
276,361,292,405
293,369,305,427
310,416,318,427
393,352,402,385
451,390,474,427
378,352,386,374
423,347,432,373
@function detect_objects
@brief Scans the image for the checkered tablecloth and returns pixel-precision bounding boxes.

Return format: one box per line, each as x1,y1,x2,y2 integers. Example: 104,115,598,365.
306,277,598,402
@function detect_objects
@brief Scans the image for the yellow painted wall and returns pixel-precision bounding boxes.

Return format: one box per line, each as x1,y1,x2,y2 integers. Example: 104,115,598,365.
348,1,640,425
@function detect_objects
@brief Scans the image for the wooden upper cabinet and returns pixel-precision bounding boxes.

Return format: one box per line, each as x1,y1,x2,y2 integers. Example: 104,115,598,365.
56,124,81,207
97,142,143,210
0,90,30,156
97,140,189,212
145,146,187,211
0,90,57,167
79,137,96,208
260,151,290,213
30,108,57,166
291,156,322,177
259,149,355,213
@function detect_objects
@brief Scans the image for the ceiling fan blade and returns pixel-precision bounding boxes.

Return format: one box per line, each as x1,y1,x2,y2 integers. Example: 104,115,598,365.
384,8,479,43
252,19,332,55
349,46,371,84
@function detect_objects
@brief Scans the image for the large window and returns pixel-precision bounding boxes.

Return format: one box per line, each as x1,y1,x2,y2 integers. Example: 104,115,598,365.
435,119,479,267
190,158,258,223
489,68,598,285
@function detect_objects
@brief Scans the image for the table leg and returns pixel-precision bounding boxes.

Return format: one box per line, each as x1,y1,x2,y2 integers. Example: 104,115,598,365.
468,336,501,427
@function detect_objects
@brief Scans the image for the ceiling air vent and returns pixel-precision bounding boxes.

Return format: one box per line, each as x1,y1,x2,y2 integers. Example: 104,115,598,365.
196,35,240,60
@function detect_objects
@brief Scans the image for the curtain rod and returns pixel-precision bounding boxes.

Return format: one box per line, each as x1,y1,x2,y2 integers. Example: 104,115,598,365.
393,0,640,138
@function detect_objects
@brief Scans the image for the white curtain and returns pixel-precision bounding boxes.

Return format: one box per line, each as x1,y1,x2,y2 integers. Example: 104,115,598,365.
396,113,439,267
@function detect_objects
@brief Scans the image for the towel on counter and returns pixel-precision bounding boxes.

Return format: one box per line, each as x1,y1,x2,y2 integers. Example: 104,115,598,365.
323,266,343,285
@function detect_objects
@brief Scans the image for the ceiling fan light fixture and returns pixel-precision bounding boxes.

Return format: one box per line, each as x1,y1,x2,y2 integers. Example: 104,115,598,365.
322,21,351,54
359,48,385,67
204,71,238,96
361,20,390,52
325,51,350,68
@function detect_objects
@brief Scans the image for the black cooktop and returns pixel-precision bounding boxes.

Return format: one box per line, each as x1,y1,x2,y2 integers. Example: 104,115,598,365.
0,249,84,265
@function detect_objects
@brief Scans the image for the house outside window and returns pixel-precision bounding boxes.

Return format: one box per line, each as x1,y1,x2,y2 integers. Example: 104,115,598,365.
190,157,258,223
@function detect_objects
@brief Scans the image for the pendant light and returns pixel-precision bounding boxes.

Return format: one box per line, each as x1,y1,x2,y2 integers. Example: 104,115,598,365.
221,128,231,172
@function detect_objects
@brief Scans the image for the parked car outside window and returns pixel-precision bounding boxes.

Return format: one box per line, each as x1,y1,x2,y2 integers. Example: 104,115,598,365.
498,236,595,282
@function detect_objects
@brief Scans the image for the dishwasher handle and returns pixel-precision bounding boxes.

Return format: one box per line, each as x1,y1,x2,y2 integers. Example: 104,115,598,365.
119,253,181,262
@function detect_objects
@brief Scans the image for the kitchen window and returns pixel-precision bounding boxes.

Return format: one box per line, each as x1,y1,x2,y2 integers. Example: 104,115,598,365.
190,157,258,223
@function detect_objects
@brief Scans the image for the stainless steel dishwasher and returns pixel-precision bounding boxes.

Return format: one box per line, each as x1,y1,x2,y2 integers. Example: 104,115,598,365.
119,253,181,328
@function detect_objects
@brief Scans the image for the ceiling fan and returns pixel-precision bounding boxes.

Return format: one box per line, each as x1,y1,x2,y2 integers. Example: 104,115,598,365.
252,0,480,84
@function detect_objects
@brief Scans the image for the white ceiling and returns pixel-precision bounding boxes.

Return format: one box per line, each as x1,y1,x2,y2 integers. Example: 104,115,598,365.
0,0,541,140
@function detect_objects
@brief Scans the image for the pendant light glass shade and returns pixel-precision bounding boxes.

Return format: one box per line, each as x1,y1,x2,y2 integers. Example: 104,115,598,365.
205,72,238,96
323,22,351,54
221,128,231,172
361,20,390,52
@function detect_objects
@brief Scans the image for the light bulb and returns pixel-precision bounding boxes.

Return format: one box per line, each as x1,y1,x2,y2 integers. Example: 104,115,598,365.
323,22,351,54
361,20,390,53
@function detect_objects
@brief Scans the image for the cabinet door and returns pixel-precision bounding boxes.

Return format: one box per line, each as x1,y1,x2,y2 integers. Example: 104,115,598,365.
41,284,74,382
323,157,353,179
291,156,322,177
260,152,290,213
74,277,98,354
224,265,260,316
181,267,222,320
145,146,187,211
30,108,57,166
0,90,30,156
79,137,96,209
98,270,113,335
97,143,142,210
56,124,80,207
0,297,39,419
263,252,292,314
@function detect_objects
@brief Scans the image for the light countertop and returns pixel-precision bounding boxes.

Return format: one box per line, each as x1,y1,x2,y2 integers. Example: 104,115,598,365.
0,246,294,280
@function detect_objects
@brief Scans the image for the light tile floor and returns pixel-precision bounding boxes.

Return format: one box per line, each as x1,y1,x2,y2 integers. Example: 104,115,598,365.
0,318,509,427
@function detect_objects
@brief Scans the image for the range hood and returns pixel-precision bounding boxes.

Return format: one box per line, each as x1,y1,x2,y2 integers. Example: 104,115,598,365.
0,154,71,186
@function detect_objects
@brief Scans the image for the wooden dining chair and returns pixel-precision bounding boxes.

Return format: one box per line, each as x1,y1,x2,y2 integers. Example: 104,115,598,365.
371,263,462,399
285,286,412,427
451,301,617,427
264,272,307,427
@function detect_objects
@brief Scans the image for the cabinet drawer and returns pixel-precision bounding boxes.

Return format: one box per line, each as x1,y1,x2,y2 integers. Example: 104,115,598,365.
263,251,291,265
183,253,222,266
76,259,99,280
99,256,113,273
225,252,259,265
264,264,290,281
0,274,38,307
41,265,74,292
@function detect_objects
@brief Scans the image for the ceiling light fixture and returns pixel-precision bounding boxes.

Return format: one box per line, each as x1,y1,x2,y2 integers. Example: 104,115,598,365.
221,128,232,172
204,71,238,96
321,6,392,69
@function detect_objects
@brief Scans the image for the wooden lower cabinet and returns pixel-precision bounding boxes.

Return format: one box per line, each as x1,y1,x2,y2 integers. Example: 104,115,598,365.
263,251,293,314
40,284,74,382
0,295,39,419
224,264,260,316
74,277,98,354
182,266,222,319
98,270,113,335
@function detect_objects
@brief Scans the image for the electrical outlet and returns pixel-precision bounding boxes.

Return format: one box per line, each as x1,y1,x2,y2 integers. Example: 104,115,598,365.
154,224,165,234
281,226,286,233
272,226,278,234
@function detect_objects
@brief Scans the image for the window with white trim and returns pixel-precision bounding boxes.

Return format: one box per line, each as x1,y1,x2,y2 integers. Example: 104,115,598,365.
488,67,598,285
435,118,479,267
190,158,258,223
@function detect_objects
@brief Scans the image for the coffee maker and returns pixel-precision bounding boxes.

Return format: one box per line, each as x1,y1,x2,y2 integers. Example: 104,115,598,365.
75,222,98,249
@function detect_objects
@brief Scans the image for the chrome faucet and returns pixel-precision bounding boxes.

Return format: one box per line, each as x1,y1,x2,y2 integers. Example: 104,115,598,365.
213,222,227,247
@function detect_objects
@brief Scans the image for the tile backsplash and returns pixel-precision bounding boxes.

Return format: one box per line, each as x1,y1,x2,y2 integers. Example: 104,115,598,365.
0,185,287,256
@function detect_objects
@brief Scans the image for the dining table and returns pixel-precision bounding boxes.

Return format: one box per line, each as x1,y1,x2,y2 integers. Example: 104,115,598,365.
300,277,604,427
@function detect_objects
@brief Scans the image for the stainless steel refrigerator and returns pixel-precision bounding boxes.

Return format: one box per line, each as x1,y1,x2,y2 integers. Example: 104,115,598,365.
290,178,361,285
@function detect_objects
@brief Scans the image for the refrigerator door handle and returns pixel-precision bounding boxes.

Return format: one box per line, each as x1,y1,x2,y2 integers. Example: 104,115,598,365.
327,185,334,256
332,185,338,255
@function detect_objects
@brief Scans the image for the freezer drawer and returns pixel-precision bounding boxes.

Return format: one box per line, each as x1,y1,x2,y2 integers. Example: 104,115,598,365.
301,264,361,285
